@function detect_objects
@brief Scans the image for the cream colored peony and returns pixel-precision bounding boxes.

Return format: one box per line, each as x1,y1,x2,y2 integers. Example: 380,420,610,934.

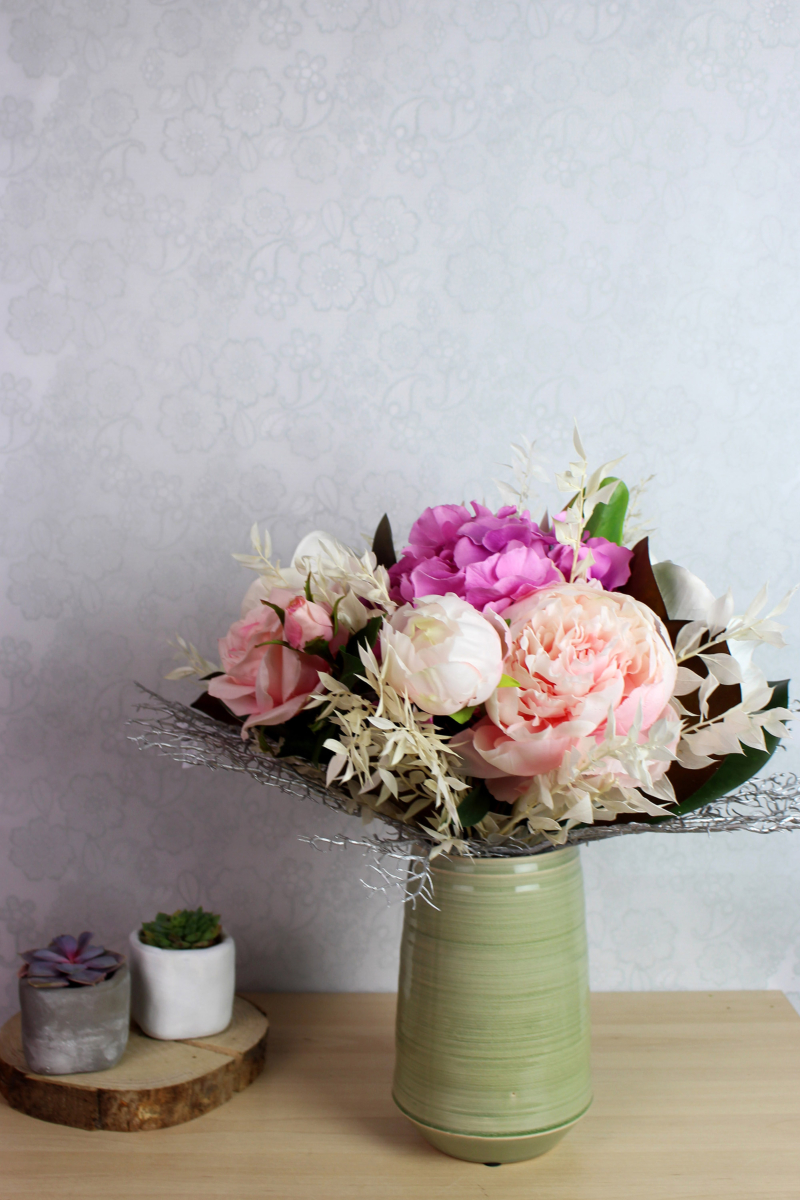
380,593,506,717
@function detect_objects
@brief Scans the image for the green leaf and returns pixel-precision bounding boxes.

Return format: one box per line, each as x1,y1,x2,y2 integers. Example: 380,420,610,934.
449,705,475,725
457,784,493,829
331,594,343,636
258,709,337,768
498,674,520,688
362,614,383,648
304,572,313,602
261,600,286,623
585,477,629,546
333,617,384,691
372,513,397,569
651,680,790,821
303,636,333,663
337,647,364,691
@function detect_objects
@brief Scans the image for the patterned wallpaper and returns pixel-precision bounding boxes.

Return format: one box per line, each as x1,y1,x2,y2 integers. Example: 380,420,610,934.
2,0,800,1023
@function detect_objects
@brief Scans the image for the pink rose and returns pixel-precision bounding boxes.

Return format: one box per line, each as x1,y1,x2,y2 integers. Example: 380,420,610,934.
207,589,325,732
452,582,677,794
284,595,334,650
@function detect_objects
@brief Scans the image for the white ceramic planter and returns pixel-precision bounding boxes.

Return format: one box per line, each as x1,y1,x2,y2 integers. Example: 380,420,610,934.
128,931,235,1040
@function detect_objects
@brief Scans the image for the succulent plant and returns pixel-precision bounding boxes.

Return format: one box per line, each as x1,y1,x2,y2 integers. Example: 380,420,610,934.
140,907,222,950
18,932,125,989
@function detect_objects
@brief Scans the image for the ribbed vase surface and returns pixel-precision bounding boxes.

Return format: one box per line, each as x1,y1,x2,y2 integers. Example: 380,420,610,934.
393,846,591,1163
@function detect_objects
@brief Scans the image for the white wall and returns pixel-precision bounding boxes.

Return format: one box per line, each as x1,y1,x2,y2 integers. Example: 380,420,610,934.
2,0,800,1020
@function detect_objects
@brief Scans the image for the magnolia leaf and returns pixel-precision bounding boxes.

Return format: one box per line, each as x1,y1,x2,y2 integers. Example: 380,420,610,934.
650,680,790,820
584,477,629,546
652,561,715,622
372,513,396,569
617,538,669,621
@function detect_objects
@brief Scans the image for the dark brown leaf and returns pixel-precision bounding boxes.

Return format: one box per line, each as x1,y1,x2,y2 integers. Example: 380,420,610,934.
372,513,397,569
190,691,243,728
616,537,669,621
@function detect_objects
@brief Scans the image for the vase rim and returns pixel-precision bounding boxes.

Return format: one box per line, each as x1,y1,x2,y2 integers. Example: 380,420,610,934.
433,845,579,874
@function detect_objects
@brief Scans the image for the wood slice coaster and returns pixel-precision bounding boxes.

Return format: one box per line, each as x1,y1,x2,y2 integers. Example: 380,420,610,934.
0,995,268,1132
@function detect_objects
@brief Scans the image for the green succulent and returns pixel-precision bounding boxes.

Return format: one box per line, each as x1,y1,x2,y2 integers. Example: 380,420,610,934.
139,907,222,950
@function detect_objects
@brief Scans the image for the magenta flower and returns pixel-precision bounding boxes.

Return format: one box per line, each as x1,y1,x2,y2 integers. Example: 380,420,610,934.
388,502,633,614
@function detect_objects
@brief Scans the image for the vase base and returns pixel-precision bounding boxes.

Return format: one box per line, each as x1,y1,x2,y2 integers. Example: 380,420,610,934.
398,1104,590,1164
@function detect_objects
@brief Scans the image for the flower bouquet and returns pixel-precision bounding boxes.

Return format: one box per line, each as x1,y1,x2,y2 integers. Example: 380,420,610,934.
136,429,796,1163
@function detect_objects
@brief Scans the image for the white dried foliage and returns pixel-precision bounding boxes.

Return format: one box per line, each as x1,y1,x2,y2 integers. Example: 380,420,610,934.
164,636,219,682
495,435,550,513
621,476,655,548
668,583,796,768
307,643,470,857
474,706,682,847
551,424,625,583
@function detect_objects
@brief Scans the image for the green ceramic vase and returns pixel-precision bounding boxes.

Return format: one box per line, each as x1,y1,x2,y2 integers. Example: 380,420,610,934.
392,847,591,1163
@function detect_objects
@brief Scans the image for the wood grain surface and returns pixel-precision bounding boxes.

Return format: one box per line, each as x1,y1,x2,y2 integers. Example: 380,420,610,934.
0,996,268,1131
1,991,799,1198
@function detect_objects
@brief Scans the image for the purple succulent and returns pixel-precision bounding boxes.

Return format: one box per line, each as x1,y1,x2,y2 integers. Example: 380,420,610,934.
18,932,124,989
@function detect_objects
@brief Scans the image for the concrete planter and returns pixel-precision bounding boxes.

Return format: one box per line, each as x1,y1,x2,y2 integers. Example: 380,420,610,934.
128,931,235,1040
19,965,130,1075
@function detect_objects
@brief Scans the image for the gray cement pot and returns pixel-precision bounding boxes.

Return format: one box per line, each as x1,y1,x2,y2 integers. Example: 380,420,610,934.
19,965,130,1075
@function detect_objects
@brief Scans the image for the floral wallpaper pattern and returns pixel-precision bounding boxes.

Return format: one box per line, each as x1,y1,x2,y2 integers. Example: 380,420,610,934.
2,0,800,1022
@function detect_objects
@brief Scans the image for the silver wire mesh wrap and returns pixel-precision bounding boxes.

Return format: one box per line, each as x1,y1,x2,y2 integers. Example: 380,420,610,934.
130,683,800,847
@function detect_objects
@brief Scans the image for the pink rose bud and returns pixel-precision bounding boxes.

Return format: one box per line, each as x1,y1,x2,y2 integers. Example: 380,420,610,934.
283,596,335,650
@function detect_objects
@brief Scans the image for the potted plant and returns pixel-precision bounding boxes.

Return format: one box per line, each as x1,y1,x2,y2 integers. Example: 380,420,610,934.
128,907,235,1040
18,932,129,1075
135,431,794,1162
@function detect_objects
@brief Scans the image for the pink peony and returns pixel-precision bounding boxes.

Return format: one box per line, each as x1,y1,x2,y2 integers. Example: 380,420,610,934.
389,502,632,614
207,588,326,732
451,582,677,795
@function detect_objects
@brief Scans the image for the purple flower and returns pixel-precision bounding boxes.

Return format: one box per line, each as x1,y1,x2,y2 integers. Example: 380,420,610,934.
547,536,633,592
389,502,633,614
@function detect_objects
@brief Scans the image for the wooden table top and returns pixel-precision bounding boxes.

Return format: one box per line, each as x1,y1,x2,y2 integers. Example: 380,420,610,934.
2,990,799,1199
